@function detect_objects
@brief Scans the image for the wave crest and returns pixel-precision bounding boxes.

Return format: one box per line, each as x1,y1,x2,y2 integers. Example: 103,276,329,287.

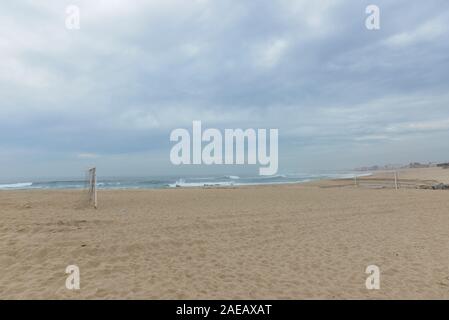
0,182,33,189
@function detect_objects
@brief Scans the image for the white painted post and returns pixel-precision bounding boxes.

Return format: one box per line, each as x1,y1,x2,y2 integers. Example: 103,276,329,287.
354,175,358,187
88,167,97,209
394,171,399,190
92,167,97,209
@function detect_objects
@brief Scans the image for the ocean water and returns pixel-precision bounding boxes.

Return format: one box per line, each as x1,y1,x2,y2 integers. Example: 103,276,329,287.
0,172,372,190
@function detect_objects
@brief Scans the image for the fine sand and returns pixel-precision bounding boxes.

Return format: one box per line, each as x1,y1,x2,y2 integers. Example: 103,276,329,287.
1,167,449,299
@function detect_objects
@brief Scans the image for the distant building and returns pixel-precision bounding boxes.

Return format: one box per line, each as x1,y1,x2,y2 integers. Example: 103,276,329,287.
408,162,430,168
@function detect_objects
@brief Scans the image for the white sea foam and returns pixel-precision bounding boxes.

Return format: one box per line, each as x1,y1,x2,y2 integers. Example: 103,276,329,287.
0,182,33,189
328,172,373,179
169,179,234,188
256,174,287,179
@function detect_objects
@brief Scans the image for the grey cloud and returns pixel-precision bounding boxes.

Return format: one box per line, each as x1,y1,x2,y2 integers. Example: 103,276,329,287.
1,0,449,178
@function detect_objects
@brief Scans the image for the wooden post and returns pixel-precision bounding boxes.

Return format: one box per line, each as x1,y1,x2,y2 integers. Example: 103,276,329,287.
92,167,97,209
89,167,97,209
354,175,358,187
394,171,399,190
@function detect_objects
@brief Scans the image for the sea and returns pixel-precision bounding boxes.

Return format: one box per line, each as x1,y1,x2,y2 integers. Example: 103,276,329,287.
0,172,372,190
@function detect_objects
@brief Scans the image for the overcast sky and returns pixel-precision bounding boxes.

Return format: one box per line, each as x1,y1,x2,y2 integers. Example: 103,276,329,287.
1,0,449,179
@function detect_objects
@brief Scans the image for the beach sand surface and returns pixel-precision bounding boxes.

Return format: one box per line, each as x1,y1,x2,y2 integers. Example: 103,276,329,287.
1,167,449,299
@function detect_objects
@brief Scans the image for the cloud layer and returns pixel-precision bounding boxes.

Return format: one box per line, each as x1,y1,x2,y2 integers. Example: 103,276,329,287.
1,0,449,179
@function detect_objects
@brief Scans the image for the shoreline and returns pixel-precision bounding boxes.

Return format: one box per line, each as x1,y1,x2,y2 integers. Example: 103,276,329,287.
2,166,448,192
0,172,373,191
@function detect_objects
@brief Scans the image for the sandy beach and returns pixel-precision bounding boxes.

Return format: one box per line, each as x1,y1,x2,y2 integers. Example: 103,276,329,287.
1,167,449,299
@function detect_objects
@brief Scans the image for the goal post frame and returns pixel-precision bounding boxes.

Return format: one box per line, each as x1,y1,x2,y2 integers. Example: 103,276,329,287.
88,167,97,209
